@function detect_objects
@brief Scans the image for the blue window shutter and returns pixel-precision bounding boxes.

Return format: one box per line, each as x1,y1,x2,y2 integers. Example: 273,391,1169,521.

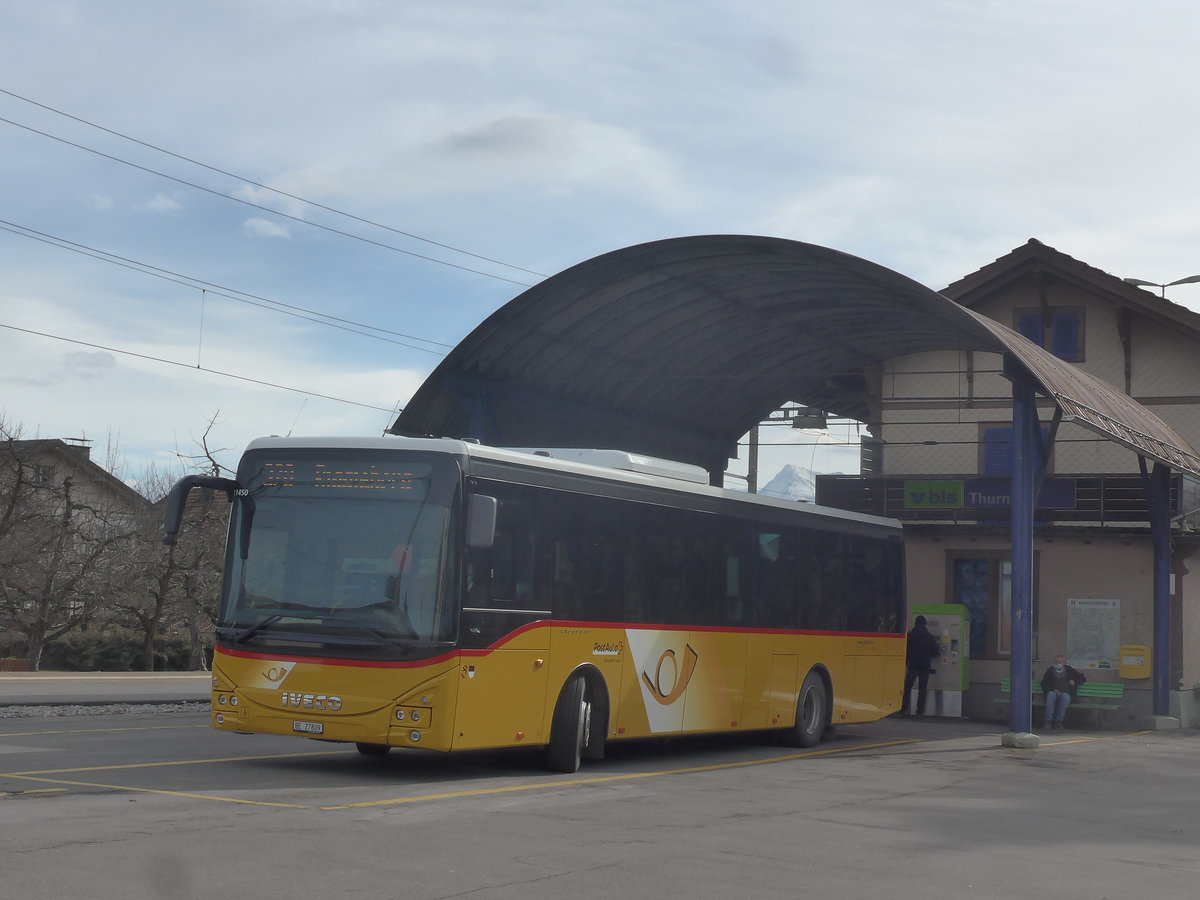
1017,314,1044,347
1051,312,1080,360
983,427,1012,475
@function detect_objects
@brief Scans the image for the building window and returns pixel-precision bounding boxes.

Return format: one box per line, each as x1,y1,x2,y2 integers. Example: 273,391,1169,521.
950,554,1035,660
1014,307,1084,362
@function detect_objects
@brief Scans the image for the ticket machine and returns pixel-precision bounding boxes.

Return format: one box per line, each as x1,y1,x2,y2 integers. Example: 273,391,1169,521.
910,603,970,717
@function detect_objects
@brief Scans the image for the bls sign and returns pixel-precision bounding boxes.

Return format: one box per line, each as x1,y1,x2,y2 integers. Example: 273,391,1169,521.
904,479,963,509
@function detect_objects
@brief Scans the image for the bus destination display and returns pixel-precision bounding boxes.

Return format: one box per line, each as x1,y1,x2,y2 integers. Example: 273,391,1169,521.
258,459,432,495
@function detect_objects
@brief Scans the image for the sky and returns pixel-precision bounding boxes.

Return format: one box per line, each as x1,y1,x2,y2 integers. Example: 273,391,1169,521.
3,0,1200,492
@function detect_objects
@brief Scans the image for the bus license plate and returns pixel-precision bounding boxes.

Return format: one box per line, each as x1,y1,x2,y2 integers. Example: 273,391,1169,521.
293,720,323,735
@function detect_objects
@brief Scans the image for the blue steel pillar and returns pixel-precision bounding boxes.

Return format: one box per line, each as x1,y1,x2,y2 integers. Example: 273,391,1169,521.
1008,377,1044,735
1147,461,1172,716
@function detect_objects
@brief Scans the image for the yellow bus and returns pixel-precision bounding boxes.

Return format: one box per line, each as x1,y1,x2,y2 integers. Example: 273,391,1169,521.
165,436,906,772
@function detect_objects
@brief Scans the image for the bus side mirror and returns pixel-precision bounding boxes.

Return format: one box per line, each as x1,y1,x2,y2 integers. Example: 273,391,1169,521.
163,475,239,545
466,494,497,549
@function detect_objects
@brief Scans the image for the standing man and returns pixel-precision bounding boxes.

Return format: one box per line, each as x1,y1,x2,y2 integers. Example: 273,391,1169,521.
903,615,940,716
1040,654,1086,729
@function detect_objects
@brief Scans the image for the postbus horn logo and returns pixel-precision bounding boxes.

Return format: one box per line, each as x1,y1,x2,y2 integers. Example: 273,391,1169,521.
641,644,699,706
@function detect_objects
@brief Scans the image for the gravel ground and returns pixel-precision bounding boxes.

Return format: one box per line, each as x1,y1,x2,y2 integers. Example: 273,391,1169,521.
0,702,208,718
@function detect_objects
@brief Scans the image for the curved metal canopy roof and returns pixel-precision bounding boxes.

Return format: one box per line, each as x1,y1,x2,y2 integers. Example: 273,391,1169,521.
391,235,1200,479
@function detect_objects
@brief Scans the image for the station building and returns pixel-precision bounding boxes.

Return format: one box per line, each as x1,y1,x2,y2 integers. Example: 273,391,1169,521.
817,239,1200,726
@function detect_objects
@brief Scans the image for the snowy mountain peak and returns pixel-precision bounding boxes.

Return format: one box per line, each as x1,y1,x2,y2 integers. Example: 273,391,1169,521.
758,464,820,503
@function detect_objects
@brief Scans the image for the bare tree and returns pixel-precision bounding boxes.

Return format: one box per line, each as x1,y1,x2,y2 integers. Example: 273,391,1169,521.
0,426,140,670
116,415,231,671
1,415,232,671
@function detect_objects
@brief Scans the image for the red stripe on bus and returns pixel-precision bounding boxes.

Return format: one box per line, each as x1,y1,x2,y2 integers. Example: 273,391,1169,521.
217,621,902,669
217,645,461,669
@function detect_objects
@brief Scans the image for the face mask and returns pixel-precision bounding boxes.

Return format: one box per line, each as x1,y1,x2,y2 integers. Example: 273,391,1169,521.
1054,664,1065,672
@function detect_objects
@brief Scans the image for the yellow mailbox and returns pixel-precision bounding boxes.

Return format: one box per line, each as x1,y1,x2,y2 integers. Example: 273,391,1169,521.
1118,644,1151,679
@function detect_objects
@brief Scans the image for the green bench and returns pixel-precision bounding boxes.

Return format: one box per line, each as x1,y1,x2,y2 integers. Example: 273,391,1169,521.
997,677,1125,728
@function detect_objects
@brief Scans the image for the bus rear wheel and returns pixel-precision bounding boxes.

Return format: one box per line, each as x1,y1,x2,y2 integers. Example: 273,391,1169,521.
784,671,828,749
546,676,591,773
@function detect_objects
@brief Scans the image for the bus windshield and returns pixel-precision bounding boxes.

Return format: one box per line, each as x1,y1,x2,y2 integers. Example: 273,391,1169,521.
219,451,460,658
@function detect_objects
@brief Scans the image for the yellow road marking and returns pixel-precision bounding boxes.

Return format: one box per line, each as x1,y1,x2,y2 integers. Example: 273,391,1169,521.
1041,738,1104,746
320,738,923,810
0,723,208,738
3,748,352,777
3,773,309,808
0,788,66,797
1039,730,1152,746
0,727,1155,812
1,738,919,810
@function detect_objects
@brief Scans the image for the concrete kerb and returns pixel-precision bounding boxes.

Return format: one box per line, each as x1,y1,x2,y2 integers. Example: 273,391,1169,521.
1001,731,1040,749
1140,715,1182,730
0,671,211,708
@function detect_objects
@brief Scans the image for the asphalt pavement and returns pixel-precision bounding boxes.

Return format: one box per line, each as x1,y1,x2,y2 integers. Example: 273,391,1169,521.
3,706,1198,900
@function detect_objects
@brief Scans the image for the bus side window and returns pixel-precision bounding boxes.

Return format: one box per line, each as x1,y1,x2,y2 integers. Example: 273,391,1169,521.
552,492,625,622
466,487,536,609
723,548,746,625
755,531,791,628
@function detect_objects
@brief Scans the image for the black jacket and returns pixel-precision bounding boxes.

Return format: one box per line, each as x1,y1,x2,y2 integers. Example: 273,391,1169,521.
905,623,939,671
1040,663,1086,698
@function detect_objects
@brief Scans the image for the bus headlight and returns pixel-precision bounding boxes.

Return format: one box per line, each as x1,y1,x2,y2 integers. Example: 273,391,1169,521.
394,706,431,728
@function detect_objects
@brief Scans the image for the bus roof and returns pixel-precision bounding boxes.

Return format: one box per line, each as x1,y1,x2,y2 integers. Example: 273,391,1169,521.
241,435,903,532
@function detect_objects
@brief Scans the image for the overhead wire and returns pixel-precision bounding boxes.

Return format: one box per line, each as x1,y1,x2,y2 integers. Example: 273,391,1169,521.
0,92,482,413
0,88,548,280
0,218,453,355
0,321,400,414
0,113,537,288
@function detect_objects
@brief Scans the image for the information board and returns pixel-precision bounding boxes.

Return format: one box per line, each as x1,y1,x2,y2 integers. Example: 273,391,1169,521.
1066,598,1120,669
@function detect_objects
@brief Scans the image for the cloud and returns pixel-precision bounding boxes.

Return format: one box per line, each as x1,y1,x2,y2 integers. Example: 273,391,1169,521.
64,350,117,377
1,324,427,476
434,115,575,160
232,185,308,219
406,113,691,209
0,283,430,474
242,217,291,239
85,193,113,210
137,193,183,214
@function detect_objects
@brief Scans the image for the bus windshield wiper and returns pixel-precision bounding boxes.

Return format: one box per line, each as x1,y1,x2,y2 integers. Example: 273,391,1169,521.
339,621,394,649
216,614,284,643
217,613,451,655
218,611,331,643
338,621,444,653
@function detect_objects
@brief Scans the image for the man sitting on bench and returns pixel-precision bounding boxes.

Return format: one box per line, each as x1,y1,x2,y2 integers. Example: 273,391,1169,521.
1040,654,1086,730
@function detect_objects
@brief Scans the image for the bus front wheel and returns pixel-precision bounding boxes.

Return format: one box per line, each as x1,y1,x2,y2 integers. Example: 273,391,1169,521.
784,671,828,749
546,676,591,773
355,742,391,756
